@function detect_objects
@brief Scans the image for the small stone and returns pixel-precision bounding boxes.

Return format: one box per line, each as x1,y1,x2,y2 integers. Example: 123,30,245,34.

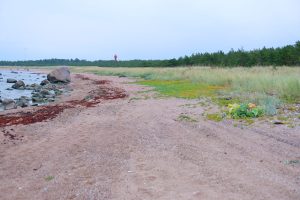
40,89,50,96
7,78,17,83
32,97,44,102
273,120,284,125
16,97,30,108
40,79,50,86
48,90,56,95
45,95,55,99
12,80,25,89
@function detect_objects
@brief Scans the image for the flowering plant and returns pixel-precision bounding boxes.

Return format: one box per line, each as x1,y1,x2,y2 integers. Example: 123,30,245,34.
228,103,263,118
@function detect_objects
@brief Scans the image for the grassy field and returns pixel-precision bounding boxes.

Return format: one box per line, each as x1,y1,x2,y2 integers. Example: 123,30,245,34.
73,67,300,102
71,66,300,117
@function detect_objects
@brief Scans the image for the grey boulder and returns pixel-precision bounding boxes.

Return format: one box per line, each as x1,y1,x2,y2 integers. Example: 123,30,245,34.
47,67,71,83
2,98,17,110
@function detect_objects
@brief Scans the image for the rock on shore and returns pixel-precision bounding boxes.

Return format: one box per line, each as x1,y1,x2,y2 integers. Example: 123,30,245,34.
7,78,17,83
47,67,71,83
12,80,25,89
40,79,50,86
1,98,17,110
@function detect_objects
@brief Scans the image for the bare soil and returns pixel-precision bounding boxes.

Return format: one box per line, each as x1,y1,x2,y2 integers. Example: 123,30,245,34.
0,73,299,200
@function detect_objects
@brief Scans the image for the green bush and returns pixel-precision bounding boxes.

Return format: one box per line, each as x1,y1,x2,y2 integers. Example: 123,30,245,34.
228,103,264,119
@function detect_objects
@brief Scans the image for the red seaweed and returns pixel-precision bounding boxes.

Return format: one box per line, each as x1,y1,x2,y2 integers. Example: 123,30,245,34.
0,82,127,127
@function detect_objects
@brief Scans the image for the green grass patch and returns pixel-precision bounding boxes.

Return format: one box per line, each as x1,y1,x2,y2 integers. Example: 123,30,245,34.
177,114,198,122
136,80,225,99
45,176,54,181
206,113,223,122
212,97,241,107
277,116,289,121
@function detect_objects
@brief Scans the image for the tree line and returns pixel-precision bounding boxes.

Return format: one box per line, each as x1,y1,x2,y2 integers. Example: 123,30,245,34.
1,41,299,67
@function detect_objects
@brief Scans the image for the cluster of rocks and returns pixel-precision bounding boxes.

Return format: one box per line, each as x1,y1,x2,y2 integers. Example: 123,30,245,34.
0,67,71,111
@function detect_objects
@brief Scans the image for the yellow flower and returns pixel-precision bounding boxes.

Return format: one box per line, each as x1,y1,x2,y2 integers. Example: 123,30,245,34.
248,103,256,109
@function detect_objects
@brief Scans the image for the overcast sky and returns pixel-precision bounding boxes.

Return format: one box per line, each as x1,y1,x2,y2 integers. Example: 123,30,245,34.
0,0,299,60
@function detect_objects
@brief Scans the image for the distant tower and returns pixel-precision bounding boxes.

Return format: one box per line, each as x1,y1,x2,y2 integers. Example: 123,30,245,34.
114,54,118,62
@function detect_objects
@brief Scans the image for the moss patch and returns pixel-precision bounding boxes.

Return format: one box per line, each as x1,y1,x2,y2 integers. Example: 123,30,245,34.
177,114,198,122
45,176,54,181
212,97,241,107
243,118,255,125
206,113,223,122
136,80,225,99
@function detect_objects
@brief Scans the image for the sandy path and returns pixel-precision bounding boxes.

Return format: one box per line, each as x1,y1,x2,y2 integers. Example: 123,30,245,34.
0,74,299,200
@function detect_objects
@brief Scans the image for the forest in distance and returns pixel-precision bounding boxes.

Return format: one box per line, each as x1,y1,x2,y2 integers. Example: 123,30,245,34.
1,41,299,67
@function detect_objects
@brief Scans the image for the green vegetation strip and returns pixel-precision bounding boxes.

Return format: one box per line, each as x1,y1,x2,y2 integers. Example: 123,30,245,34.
177,114,198,122
136,80,225,99
206,114,223,122
79,67,300,120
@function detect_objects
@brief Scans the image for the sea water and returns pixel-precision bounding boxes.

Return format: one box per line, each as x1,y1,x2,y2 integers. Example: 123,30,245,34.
0,69,46,100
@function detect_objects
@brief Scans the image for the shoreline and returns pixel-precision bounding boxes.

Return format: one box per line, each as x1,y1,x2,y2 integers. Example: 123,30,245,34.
0,69,64,111
0,73,127,126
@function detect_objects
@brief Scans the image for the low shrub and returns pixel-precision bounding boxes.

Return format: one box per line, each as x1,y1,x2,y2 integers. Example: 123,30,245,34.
228,103,264,119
